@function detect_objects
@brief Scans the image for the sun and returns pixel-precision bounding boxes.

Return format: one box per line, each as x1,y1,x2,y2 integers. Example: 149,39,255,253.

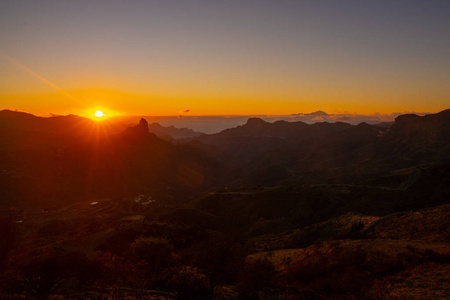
94,110,104,118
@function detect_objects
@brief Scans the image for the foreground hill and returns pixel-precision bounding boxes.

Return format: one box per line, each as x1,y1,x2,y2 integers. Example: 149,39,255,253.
245,203,450,299
1,164,448,299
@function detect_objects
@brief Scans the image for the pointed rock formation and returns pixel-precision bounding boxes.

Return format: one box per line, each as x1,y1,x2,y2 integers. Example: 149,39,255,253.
137,118,149,133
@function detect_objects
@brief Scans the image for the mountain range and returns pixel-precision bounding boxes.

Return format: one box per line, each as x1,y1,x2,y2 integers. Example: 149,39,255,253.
187,109,450,185
0,108,449,299
1,109,449,210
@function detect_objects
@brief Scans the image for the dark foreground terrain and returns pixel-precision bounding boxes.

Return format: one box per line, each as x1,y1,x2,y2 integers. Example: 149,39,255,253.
0,109,449,299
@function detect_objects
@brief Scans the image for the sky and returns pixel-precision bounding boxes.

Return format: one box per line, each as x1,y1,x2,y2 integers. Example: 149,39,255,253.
1,0,449,118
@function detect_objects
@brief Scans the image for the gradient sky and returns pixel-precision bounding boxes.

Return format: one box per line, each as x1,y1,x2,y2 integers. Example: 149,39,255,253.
1,0,449,117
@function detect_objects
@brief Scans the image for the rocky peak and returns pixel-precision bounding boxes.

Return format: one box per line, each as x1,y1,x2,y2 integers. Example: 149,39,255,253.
245,118,267,127
136,118,149,133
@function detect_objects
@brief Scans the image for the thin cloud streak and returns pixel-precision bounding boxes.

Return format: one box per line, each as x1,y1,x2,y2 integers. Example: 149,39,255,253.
0,52,86,108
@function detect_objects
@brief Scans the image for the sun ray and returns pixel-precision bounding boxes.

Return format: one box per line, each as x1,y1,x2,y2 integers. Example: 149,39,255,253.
0,52,86,108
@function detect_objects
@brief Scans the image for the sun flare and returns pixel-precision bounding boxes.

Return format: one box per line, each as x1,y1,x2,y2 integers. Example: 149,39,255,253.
94,110,104,118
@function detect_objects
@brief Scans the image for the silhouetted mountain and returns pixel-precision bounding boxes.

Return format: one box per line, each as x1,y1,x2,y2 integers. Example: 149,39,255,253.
189,117,381,184
187,110,450,186
375,121,394,129
386,109,450,146
1,109,449,208
366,109,450,172
148,122,201,140
309,110,329,116
0,111,221,209
109,119,221,198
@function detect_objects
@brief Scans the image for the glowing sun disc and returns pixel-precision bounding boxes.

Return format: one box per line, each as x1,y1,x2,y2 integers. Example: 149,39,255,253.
94,110,104,118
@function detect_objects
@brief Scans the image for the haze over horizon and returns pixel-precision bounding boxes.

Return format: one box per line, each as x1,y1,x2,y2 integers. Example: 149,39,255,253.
1,107,430,135
1,1,449,117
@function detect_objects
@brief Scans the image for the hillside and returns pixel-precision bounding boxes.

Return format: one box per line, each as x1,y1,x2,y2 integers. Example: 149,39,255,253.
0,109,449,299
246,204,450,299
2,166,448,299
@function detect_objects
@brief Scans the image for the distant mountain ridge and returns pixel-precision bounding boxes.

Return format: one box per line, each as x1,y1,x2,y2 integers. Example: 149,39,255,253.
187,109,450,185
148,122,201,140
191,109,449,150
192,116,383,151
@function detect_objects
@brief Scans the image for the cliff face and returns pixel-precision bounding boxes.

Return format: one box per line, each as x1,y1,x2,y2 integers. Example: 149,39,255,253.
137,118,149,132
387,109,450,147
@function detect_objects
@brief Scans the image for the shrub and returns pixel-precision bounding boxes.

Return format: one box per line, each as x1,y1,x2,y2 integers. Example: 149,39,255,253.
62,251,102,286
287,247,370,298
10,250,102,298
14,249,66,298
236,259,277,299
131,236,176,272
96,223,143,255
99,251,150,288
170,266,211,300
351,220,365,233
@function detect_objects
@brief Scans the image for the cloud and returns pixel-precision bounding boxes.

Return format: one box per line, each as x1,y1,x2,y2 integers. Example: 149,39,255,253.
284,111,409,125
312,116,324,121
334,115,350,121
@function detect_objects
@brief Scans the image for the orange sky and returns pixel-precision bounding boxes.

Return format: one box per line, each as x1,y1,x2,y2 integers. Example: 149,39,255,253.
1,2,449,118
